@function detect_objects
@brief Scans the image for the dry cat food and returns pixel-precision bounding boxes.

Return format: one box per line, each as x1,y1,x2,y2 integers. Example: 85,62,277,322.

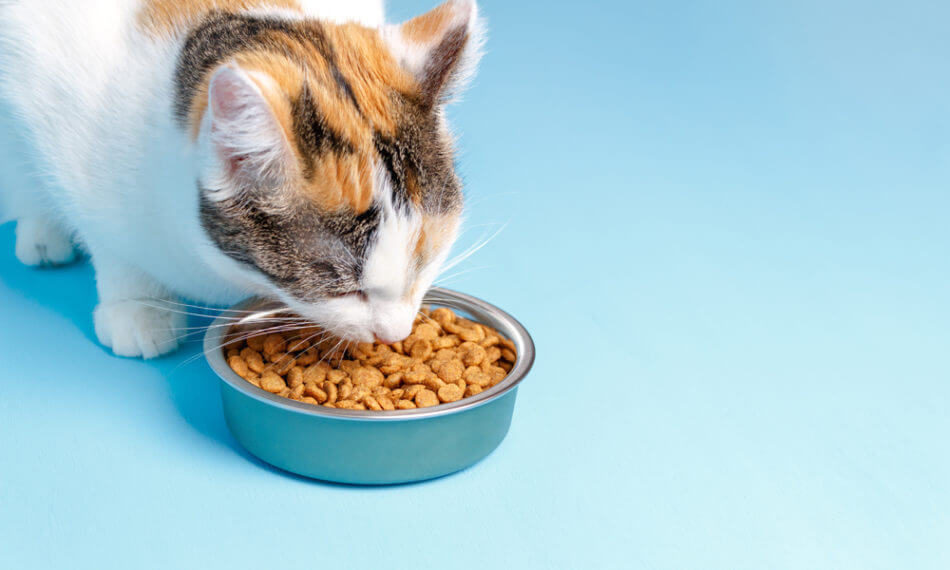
223,307,517,410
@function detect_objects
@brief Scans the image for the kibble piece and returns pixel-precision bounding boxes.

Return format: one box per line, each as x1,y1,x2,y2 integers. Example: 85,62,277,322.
352,367,384,388
324,381,338,404
409,338,433,360
396,399,416,409
303,364,327,385
260,371,285,394
246,334,266,352
384,372,404,389
295,349,318,366
414,323,440,340
304,383,328,403
458,342,487,367
364,396,383,411
228,355,249,377
430,307,455,327
336,399,357,409
437,383,463,403
415,388,439,408
458,325,485,343
500,348,516,363
378,396,396,410
327,369,348,384
273,354,296,375
291,384,305,398
434,359,464,383
404,384,425,399
464,384,483,397
287,366,304,388
262,333,287,356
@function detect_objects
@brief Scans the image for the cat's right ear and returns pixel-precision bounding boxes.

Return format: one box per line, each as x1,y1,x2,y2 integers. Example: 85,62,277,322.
205,64,292,189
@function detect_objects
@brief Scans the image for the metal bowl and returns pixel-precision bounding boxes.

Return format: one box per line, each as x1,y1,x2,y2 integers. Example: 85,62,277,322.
203,287,535,485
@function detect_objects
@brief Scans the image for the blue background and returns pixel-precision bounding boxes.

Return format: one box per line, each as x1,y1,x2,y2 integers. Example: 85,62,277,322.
1,0,948,568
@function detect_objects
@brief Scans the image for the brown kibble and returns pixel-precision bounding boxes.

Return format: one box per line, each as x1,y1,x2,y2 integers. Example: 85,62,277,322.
415,388,439,408
324,381,338,404
287,366,304,388
430,307,455,327
458,342,487,367
326,370,347,384
409,338,434,360
303,364,327,385
272,353,296,375
352,366,384,388
384,372,404,389
479,334,500,348
458,325,485,343
294,349,318,366
434,359,464,383
414,322,440,340
304,383,328,403
228,355,249,377
403,384,425,399
226,305,512,411
262,333,287,356
423,375,446,391
364,396,383,411
246,334,266,352
437,383,463,403
260,371,285,394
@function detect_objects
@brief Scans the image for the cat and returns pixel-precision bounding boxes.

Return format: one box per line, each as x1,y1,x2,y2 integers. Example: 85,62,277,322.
0,0,484,358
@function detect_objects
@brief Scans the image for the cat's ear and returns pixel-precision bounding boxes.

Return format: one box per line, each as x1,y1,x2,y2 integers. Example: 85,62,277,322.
385,0,486,107
205,64,292,186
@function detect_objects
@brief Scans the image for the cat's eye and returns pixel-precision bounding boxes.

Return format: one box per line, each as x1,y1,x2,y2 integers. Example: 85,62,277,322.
330,290,368,303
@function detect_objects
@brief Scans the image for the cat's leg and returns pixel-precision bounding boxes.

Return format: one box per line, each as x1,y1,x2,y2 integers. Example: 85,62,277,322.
14,215,77,266
89,249,184,358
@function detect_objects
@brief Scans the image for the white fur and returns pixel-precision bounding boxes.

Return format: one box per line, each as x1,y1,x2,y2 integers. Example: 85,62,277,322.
0,0,473,357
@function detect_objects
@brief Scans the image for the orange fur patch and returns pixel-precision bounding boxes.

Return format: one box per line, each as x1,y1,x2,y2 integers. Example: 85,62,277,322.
138,0,301,35
401,1,457,44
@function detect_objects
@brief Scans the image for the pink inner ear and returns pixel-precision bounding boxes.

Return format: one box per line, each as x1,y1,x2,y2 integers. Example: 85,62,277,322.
209,67,251,122
206,65,285,180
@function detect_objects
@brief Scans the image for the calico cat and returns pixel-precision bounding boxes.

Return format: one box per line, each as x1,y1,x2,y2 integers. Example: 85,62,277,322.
0,0,484,358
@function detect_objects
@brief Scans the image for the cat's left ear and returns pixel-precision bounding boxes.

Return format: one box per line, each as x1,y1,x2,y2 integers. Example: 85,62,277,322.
204,64,293,189
385,0,486,107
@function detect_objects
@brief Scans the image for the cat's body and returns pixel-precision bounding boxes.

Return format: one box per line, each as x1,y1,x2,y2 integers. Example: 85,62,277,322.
0,0,483,357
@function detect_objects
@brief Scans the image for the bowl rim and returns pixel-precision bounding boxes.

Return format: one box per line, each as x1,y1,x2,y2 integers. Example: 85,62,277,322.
203,287,535,422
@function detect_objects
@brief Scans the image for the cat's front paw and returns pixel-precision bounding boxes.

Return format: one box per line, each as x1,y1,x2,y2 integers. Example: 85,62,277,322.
93,300,184,359
14,217,77,266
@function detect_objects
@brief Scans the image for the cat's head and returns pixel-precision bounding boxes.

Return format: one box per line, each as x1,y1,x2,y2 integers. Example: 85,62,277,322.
184,1,484,343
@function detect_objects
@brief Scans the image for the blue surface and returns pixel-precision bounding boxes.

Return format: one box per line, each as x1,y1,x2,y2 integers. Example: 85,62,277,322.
1,0,949,568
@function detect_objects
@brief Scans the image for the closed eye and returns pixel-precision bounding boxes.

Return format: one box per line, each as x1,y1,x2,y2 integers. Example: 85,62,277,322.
328,290,368,302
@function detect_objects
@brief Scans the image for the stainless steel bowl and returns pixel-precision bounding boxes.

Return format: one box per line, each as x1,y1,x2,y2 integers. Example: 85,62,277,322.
203,287,535,484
